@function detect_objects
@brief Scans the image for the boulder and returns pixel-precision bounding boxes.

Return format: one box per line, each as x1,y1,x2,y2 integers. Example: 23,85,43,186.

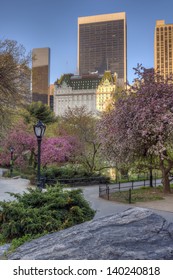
8,208,173,260
0,244,10,259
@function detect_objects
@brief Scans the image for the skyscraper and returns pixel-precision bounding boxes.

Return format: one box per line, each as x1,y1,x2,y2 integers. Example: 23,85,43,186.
77,12,127,85
32,48,50,104
154,20,173,79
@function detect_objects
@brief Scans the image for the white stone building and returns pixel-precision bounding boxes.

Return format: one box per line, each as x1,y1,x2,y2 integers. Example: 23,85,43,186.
53,72,121,116
54,82,97,116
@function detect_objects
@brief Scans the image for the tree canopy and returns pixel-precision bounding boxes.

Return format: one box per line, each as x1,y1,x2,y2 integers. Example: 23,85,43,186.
0,39,31,130
59,106,104,173
0,120,80,170
22,101,57,124
98,65,173,192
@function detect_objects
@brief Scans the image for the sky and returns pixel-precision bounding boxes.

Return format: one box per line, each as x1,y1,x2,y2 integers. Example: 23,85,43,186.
0,0,173,84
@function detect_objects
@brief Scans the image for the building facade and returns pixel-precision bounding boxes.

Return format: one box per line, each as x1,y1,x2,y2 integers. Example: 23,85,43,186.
54,74,102,116
32,48,50,104
54,72,117,116
77,12,127,85
154,20,173,79
96,72,117,111
54,84,96,116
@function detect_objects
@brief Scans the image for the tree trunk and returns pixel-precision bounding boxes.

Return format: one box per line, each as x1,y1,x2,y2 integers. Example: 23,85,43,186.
160,165,171,193
149,167,153,187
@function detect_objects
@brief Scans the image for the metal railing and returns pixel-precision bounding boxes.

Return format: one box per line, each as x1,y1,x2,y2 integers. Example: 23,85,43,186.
99,184,132,203
43,176,109,188
99,178,162,204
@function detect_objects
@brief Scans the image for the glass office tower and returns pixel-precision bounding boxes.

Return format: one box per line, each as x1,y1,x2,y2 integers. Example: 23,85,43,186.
32,48,50,104
77,13,127,85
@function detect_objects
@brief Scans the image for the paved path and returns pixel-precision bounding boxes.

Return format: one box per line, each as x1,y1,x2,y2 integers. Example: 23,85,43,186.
83,186,131,218
0,174,173,224
82,185,173,224
0,177,31,201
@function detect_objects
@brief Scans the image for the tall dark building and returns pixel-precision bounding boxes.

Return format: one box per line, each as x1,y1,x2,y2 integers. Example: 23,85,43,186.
77,12,127,85
32,48,50,104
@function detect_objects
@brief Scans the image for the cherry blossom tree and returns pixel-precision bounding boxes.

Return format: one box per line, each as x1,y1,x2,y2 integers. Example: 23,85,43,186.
0,121,80,171
0,121,35,169
41,136,80,167
98,65,173,193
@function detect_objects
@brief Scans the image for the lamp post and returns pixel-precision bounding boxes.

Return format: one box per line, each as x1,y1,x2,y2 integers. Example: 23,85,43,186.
33,120,46,190
10,146,14,177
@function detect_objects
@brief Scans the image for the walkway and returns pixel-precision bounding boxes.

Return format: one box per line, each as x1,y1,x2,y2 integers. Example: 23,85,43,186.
0,173,31,202
0,173,173,223
82,185,173,224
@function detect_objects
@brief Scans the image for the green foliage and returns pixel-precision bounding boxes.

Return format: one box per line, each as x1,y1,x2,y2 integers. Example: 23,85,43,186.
0,39,31,132
0,185,95,244
43,164,110,181
10,232,47,251
60,106,105,173
0,233,6,245
22,101,56,124
109,186,164,204
43,165,95,179
55,74,73,86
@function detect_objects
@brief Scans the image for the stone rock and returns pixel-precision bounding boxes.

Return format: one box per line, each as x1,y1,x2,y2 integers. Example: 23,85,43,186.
0,244,11,259
8,208,173,260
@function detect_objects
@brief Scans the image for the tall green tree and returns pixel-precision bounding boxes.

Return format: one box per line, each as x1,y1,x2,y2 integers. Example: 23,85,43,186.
22,101,57,124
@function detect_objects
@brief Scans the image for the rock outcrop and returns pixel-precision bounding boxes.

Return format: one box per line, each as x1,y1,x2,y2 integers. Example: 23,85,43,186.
8,208,173,260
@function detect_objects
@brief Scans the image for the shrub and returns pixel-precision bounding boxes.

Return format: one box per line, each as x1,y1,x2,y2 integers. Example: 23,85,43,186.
43,165,93,179
0,185,95,244
43,165,110,183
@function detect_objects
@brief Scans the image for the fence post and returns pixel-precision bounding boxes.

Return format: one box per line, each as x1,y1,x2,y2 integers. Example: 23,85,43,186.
106,184,108,198
132,181,134,190
106,185,110,200
119,181,121,191
129,189,131,204
155,173,157,187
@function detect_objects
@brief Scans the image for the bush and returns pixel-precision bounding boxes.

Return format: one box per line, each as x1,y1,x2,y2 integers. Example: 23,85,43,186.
0,185,95,244
43,165,93,179
43,165,110,184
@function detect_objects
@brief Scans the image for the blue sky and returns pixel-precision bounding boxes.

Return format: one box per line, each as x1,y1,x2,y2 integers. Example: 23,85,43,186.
0,0,173,84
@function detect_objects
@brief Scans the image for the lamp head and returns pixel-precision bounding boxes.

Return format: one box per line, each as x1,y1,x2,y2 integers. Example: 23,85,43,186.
10,146,14,153
33,120,46,139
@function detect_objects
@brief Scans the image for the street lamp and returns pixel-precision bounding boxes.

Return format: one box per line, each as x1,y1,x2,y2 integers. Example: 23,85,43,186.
33,120,46,190
10,146,14,177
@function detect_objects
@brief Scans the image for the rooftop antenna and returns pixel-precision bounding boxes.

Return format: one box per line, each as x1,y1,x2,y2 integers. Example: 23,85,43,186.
66,60,69,73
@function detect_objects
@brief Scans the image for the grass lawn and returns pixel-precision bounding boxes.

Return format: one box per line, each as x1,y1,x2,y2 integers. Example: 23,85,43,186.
104,186,171,204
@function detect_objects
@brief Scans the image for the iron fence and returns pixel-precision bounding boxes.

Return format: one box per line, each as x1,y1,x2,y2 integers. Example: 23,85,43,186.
99,178,162,204
43,176,109,188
